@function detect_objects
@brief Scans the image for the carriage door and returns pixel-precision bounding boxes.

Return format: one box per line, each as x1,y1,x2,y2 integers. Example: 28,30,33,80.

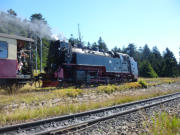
0,38,17,78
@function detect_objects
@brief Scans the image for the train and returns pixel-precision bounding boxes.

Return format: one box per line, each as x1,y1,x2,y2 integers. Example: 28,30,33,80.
42,40,138,87
0,33,34,91
0,33,138,90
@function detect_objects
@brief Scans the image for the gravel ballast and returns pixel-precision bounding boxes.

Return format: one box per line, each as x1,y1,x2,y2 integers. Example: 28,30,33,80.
74,98,180,135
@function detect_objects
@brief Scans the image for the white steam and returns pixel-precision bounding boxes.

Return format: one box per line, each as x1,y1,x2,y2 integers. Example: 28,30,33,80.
0,11,53,39
51,33,67,41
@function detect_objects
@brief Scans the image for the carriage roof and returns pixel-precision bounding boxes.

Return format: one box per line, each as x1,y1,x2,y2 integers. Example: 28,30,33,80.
0,33,34,42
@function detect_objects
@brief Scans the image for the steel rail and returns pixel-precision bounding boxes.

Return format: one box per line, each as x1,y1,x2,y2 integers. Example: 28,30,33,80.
0,92,179,135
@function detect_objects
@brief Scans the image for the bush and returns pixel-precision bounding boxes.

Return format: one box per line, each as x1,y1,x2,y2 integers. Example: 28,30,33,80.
138,80,148,88
125,82,141,89
97,83,143,94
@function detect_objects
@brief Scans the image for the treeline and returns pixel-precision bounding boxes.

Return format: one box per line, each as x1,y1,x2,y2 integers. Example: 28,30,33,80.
0,9,179,77
116,44,179,77
76,37,179,77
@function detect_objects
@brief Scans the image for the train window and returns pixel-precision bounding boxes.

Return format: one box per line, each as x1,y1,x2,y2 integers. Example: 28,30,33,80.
0,41,8,58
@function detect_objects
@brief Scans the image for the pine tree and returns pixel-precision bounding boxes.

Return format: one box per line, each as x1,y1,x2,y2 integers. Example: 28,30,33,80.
30,13,47,24
161,48,179,77
139,61,158,78
111,46,121,53
142,44,152,60
91,42,98,51
97,37,108,52
124,43,138,61
151,46,163,76
87,42,91,49
7,9,17,16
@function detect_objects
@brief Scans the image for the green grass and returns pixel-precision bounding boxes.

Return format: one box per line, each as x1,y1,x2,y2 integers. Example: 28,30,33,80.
0,90,176,125
144,112,180,135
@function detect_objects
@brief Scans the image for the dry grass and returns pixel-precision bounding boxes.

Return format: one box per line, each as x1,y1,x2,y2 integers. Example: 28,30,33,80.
0,77,179,126
53,88,83,97
0,90,176,126
0,78,178,105
97,81,143,94
0,88,83,105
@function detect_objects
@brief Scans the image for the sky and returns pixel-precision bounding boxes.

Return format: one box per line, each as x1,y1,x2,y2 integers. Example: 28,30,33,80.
0,0,180,62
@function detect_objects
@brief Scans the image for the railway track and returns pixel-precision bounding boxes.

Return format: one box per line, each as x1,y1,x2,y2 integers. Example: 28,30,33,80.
0,92,179,135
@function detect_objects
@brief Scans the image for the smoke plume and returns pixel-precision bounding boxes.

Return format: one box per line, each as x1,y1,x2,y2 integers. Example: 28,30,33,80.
0,11,52,39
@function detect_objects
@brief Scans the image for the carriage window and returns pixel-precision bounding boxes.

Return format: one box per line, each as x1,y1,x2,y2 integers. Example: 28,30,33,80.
0,41,8,58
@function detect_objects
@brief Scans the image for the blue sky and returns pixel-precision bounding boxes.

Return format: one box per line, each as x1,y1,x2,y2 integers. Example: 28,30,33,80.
0,0,180,62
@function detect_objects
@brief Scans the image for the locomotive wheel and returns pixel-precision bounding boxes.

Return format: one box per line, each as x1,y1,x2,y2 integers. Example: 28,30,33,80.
34,74,43,88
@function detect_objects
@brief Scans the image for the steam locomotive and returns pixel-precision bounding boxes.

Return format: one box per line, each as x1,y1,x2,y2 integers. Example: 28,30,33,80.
42,40,138,87
0,33,138,89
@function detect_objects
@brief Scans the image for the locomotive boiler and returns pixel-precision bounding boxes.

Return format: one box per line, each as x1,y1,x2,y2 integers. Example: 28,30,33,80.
42,40,138,87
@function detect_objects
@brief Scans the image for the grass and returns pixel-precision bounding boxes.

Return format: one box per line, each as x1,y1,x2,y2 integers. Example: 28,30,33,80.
97,77,178,95
97,81,144,94
97,84,119,94
0,88,83,105
53,88,83,97
0,78,178,105
141,77,179,87
0,90,177,125
0,77,179,125
144,112,180,135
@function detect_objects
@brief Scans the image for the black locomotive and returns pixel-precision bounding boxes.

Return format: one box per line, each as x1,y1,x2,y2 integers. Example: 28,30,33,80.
42,40,138,87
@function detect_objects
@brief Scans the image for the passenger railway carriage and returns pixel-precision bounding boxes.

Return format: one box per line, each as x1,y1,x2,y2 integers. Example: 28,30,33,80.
0,33,34,89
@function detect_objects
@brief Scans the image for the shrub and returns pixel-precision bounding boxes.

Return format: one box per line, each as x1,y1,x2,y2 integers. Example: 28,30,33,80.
138,80,148,88
97,85,118,94
97,82,143,94
125,82,141,89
